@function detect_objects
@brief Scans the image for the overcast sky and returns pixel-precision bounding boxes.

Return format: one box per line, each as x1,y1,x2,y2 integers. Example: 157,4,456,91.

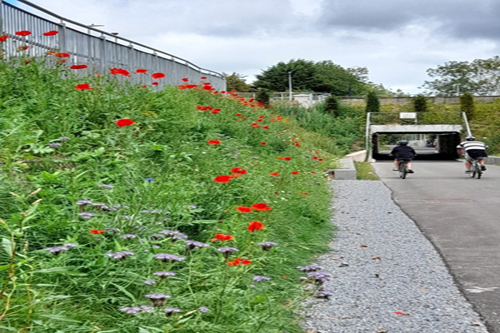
12,0,500,94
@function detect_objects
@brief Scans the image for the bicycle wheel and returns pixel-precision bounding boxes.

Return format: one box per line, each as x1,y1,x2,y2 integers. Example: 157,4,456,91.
399,162,407,179
476,161,482,179
470,161,477,178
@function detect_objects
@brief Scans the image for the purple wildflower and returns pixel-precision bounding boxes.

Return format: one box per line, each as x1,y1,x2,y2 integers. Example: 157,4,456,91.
48,142,61,148
185,240,209,250
296,264,322,272
119,305,154,315
57,136,70,141
77,212,94,219
145,293,171,306
64,243,78,248
315,288,333,299
153,271,177,279
258,241,278,251
307,271,332,285
144,280,157,286
145,178,155,182
106,251,134,260
188,205,198,209
252,275,271,282
98,184,114,189
198,307,210,313
121,233,137,239
217,246,239,259
150,233,164,240
105,228,121,233
154,253,185,263
164,307,181,317
44,245,70,255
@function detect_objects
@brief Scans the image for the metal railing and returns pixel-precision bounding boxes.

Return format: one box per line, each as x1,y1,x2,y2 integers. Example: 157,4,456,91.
0,0,226,90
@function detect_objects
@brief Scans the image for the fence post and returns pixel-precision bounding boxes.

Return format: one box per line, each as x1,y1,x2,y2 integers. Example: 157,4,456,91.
100,33,106,73
59,20,66,53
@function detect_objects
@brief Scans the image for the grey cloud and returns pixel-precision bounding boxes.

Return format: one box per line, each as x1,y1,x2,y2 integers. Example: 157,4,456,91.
318,0,500,40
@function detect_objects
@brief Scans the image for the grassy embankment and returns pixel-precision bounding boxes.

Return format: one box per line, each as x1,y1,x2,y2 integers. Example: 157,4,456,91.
0,56,365,332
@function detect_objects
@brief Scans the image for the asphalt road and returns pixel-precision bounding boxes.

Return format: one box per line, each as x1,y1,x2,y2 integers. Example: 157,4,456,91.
372,160,500,333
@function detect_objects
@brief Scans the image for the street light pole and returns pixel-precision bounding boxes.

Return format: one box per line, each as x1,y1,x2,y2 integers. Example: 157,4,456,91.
288,71,292,101
454,83,460,97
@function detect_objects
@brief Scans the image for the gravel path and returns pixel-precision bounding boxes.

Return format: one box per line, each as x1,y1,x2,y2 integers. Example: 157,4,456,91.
300,180,489,333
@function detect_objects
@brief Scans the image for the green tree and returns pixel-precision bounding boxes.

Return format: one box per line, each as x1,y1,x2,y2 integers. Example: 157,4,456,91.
422,56,500,95
413,95,428,112
253,59,317,92
222,72,252,92
313,61,366,96
324,95,340,117
253,59,368,96
460,92,475,121
365,91,380,113
255,88,270,107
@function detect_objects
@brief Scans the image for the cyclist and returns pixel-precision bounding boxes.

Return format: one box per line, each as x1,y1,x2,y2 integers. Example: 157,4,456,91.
390,140,416,173
456,136,488,173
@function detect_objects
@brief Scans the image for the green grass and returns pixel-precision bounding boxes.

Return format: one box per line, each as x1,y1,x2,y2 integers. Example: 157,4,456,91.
0,55,360,332
355,162,380,180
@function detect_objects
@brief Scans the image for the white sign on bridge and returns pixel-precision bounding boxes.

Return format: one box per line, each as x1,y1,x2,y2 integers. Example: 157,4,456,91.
400,112,417,119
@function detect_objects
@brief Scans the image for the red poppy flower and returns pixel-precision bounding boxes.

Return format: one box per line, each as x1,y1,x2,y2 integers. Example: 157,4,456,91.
110,68,130,76
277,156,283,160
236,206,252,213
270,172,279,176
260,142,267,145
263,126,269,129
213,175,231,183
43,30,59,36
291,171,299,175
241,260,251,265
89,229,105,234
75,83,93,90
211,233,234,241
141,85,147,88
201,76,207,79
182,78,189,82
312,156,318,160
235,113,241,116
0,35,9,42
318,158,323,161
15,30,31,37
152,72,165,79
55,52,70,58
284,157,292,161
136,69,148,73
251,203,272,211
207,140,221,145
70,64,88,69
230,168,247,174
116,118,135,127
227,260,239,266
247,221,264,232
311,171,316,174
152,82,159,86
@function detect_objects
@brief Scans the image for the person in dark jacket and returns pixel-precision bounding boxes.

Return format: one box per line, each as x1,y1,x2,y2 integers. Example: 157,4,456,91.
390,140,416,173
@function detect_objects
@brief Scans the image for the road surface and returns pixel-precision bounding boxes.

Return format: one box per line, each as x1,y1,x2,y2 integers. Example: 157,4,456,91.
372,160,500,333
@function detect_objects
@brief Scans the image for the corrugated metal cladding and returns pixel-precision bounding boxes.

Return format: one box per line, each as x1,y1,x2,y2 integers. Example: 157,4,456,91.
0,0,226,91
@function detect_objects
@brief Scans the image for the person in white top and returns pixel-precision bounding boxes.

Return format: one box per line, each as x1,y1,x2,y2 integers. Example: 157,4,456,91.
456,136,488,173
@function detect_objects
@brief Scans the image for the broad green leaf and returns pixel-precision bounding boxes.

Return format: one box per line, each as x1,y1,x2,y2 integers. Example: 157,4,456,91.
2,237,14,256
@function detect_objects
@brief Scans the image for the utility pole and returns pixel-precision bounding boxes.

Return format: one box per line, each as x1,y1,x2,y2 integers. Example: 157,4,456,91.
288,71,292,101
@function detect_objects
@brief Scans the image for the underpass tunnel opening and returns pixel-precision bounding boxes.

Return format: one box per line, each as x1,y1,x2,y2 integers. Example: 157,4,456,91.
371,132,462,160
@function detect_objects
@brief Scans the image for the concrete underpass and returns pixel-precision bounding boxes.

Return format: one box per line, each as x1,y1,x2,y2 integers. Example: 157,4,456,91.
369,124,463,160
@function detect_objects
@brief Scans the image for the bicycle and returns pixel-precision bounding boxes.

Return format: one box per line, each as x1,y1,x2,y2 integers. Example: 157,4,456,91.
469,158,483,179
398,160,409,179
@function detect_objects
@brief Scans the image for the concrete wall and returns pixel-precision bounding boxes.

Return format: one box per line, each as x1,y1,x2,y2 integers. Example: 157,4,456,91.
341,96,500,105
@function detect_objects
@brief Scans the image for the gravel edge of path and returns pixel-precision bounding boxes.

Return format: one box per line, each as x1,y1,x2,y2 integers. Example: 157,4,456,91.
299,180,489,333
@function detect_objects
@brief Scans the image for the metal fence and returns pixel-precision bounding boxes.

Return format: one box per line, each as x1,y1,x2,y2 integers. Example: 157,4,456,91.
0,0,226,90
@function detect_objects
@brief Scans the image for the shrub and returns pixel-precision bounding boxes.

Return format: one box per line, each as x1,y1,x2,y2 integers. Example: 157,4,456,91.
365,91,380,113
460,92,475,121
